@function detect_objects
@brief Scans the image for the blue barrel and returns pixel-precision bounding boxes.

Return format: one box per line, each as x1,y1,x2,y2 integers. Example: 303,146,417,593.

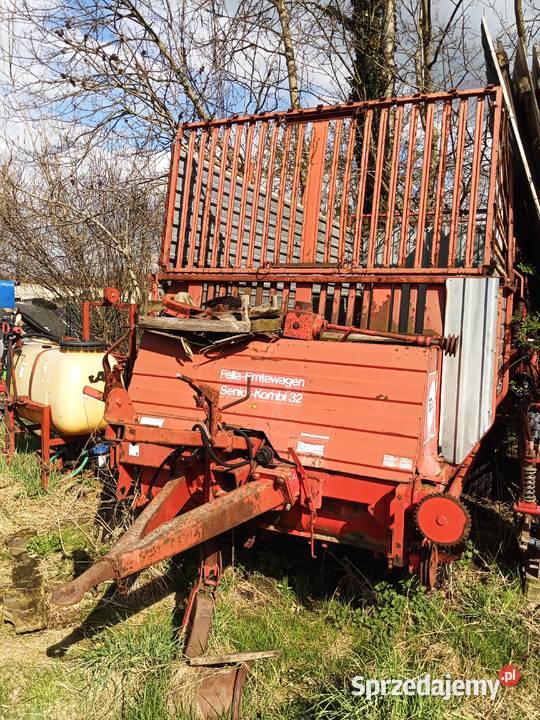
0,281,15,310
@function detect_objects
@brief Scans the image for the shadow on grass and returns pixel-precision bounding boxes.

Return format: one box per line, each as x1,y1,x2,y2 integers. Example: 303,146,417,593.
44,452,522,664
45,556,196,659
44,529,389,661
45,508,523,661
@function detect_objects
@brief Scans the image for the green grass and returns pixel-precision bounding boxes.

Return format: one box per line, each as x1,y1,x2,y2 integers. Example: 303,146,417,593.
0,439,63,498
75,611,180,720
81,611,179,679
306,566,536,720
0,678,11,717
26,527,89,558
203,555,539,720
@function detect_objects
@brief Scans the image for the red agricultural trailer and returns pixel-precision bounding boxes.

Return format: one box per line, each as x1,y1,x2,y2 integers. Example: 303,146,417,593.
51,83,540,708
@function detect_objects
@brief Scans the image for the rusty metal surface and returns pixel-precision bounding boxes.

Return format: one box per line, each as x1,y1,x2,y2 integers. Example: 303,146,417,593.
183,592,215,659
196,664,247,720
51,477,288,606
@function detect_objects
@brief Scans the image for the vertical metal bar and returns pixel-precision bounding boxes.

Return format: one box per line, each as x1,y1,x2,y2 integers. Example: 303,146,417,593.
295,285,313,304
198,127,220,267
345,284,356,325
235,122,255,266
260,122,280,265
301,121,329,263
318,285,327,315
187,128,209,268
128,303,138,376
338,118,357,260
484,87,503,268
423,286,445,334
175,130,197,270
398,105,418,266
331,285,341,323
82,301,91,340
323,119,343,262
431,101,452,267
465,97,485,267
406,285,418,334
41,405,51,489
390,285,402,332
414,102,435,267
282,283,290,311
210,124,232,266
448,98,468,267
506,131,514,276
247,121,269,266
360,285,372,328
187,283,203,306
274,125,292,263
286,123,306,262
352,109,374,267
223,124,244,267
382,106,403,266
159,127,183,270
367,108,389,268
369,285,392,331
3,402,15,461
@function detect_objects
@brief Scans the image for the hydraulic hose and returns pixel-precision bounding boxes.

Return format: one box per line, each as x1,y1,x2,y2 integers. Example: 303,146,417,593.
65,453,89,479
193,423,253,470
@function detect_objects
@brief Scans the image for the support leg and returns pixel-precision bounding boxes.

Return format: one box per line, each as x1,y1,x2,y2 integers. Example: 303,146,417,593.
3,402,16,463
183,540,223,658
40,405,51,490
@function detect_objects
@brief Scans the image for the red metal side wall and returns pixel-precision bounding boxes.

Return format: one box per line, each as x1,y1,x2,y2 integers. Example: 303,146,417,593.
128,334,439,482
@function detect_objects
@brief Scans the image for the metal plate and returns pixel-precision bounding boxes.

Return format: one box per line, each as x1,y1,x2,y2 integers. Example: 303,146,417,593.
439,277,500,464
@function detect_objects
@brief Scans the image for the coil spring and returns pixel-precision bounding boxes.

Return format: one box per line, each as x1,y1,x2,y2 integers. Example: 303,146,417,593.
522,465,537,504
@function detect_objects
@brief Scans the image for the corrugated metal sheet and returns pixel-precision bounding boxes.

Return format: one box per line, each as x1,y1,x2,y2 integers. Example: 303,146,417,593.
439,277,500,463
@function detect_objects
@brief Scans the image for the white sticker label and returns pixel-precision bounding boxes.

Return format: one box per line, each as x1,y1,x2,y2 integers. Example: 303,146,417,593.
296,432,329,457
296,440,325,457
18,364,25,378
219,368,305,405
128,443,140,457
424,371,437,445
139,416,164,428
383,453,413,471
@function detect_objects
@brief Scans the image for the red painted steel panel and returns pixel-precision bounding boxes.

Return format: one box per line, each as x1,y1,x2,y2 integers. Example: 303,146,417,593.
129,333,439,482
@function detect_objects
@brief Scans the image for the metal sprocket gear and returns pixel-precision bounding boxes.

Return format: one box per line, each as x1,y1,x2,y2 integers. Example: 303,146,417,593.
414,493,471,546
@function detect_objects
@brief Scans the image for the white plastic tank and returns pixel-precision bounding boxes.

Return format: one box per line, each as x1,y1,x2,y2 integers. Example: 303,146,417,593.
13,339,109,436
